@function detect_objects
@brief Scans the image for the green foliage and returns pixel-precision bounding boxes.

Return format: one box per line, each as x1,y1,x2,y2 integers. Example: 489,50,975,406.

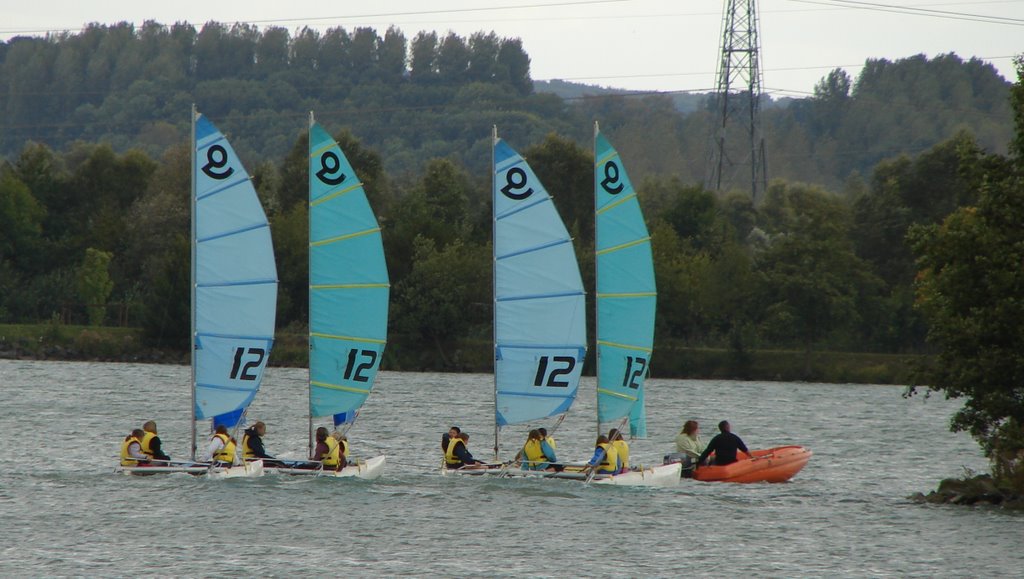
909,59,1024,488
392,237,490,367
755,182,884,361
76,248,114,326
0,166,45,271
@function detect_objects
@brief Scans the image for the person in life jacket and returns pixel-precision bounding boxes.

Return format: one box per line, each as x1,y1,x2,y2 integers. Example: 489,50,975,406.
538,427,556,451
203,425,237,465
331,431,351,460
609,428,630,473
441,426,461,453
120,428,149,467
586,435,621,475
521,429,558,471
444,432,489,470
241,421,284,467
141,420,170,462
312,427,346,471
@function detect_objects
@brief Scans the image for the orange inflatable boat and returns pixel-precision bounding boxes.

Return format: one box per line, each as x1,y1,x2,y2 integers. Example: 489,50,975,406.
693,445,812,483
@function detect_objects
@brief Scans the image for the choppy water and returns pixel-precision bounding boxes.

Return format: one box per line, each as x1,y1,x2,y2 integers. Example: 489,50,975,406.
0,359,1019,577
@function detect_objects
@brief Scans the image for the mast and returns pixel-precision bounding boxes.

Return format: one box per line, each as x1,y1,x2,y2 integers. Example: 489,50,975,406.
492,124,500,462
307,110,315,459
189,104,198,461
593,121,602,438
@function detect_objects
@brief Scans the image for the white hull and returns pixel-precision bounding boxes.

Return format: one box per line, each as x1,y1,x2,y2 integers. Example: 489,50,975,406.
264,455,386,480
441,462,681,487
116,459,264,478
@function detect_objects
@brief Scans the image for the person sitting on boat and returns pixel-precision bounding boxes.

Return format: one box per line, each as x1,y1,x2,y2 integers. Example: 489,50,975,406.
141,420,170,463
120,428,149,467
585,435,620,475
445,433,489,470
609,428,630,473
331,431,351,464
441,426,461,453
698,420,753,467
203,425,237,465
675,420,705,459
242,421,283,466
538,428,556,451
665,420,705,476
312,426,346,471
521,429,558,471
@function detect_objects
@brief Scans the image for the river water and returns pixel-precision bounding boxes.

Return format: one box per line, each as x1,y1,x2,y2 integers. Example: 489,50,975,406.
0,359,1019,577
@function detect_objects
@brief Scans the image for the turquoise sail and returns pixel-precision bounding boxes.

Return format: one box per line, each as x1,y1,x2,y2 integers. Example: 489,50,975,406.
594,130,655,435
493,137,587,427
192,112,278,427
308,121,390,427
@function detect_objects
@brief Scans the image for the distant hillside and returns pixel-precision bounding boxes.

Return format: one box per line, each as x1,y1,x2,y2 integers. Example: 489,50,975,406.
535,79,710,114
0,22,1013,188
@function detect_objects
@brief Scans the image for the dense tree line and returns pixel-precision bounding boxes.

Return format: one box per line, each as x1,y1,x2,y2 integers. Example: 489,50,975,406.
0,22,1014,189
909,57,1024,492
0,120,993,365
0,22,1019,376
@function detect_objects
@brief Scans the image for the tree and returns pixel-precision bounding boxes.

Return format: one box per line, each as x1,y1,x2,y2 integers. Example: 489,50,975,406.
77,247,114,326
755,182,883,367
908,57,1024,487
0,168,45,269
392,236,490,367
409,31,438,82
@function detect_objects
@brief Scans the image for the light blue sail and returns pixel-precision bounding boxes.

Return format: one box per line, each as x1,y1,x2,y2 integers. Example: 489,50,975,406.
594,130,655,436
493,137,587,427
192,113,278,428
308,121,390,427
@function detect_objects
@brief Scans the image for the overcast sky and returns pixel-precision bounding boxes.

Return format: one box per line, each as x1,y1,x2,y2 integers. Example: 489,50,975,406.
2,0,1022,97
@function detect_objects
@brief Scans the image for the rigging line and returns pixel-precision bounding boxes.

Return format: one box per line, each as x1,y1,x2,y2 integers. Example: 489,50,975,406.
785,0,1024,24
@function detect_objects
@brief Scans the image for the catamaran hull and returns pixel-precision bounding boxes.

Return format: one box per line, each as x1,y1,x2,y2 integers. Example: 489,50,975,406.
264,455,386,480
116,459,265,478
693,446,812,483
441,462,681,487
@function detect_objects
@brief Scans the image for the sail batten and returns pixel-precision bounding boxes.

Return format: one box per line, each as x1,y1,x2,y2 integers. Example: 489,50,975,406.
196,222,270,243
311,182,365,206
311,227,381,247
496,237,572,260
191,112,278,429
493,136,586,429
594,129,655,438
308,121,390,424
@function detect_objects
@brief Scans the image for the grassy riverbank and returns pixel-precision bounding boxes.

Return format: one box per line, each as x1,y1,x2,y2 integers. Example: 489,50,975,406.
2,323,924,385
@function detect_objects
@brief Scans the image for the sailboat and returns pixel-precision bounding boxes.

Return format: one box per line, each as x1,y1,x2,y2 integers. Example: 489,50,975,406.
119,107,277,477
442,128,587,479
261,115,386,479
592,124,680,485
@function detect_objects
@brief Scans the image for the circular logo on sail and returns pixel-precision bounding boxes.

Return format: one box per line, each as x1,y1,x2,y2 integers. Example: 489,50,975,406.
600,161,624,195
500,167,534,200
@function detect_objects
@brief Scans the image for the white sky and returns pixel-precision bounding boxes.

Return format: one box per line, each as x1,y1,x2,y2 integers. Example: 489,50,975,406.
1,0,1022,97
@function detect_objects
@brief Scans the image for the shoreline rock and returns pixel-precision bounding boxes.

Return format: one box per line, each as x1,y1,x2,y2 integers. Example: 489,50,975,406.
909,474,1024,509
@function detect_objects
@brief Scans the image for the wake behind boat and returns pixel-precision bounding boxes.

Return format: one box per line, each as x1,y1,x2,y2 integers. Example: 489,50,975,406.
117,107,277,478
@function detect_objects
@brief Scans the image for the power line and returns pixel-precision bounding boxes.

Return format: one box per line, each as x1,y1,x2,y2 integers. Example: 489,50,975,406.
785,0,1024,25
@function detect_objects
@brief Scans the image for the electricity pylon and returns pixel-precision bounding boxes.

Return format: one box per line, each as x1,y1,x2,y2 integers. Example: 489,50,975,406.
705,0,768,201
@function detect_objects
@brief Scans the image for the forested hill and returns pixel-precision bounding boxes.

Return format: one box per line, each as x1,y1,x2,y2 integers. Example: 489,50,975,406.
1,20,1021,378
0,21,1014,187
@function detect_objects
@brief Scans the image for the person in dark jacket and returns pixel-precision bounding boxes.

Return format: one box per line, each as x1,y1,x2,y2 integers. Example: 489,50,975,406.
698,421,753,466
441,426,461,454
444,433,489,470
242,421,284,467
141,420,170,462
